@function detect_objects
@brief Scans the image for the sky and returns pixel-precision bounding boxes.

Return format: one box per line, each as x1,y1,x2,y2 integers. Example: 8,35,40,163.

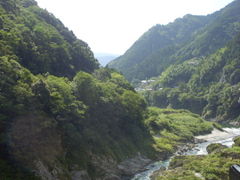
35,0,234,55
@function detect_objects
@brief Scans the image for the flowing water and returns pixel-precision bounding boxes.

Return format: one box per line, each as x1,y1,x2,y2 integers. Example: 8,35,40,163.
131,128,240,180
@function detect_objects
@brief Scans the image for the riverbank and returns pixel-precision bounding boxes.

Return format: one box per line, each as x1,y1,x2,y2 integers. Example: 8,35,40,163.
152,128,240,180
129,108,214,179
195,128,240,142
132,128,240,180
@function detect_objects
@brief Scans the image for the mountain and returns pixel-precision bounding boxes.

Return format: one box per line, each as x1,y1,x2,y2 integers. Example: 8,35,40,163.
0,1,214,179
108,0,240,81
0,0,153,179
95,53,119,66
0,0,99,77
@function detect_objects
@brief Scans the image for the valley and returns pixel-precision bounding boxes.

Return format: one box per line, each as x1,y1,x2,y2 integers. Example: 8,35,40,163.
0,0,240,180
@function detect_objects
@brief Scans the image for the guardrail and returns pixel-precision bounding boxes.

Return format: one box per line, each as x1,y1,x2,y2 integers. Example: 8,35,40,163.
229,165,240,180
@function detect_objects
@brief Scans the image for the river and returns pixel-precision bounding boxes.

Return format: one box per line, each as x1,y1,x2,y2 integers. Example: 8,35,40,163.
131,128,240,180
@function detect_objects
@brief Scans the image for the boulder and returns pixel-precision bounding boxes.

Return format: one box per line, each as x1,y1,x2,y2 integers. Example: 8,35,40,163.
206,143,227,154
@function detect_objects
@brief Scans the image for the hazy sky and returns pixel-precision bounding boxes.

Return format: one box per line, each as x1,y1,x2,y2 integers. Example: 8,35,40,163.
35,0,234,55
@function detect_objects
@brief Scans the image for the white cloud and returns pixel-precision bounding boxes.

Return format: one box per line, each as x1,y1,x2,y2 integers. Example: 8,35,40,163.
36,0,234,54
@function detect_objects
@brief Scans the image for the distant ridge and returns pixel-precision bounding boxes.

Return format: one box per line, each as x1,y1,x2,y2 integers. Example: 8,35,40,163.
108,0,240,81
95,53,119,66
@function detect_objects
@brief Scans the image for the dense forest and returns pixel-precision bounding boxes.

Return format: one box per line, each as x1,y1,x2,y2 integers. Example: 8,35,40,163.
0,0,151,179
142,29,240,124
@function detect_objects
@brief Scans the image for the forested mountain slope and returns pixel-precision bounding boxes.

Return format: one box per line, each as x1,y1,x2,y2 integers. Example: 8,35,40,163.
0,0,153,179
144,33,240,124
0,0,99,77
108,0,240,81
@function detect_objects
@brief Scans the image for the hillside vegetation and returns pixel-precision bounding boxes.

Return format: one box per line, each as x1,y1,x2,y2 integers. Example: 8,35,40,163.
0,0,99,77
0,0,151,179
0,57,154,179
144,33,240,123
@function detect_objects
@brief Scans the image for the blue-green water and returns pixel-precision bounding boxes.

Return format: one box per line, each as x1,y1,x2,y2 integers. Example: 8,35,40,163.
131,160,170,180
